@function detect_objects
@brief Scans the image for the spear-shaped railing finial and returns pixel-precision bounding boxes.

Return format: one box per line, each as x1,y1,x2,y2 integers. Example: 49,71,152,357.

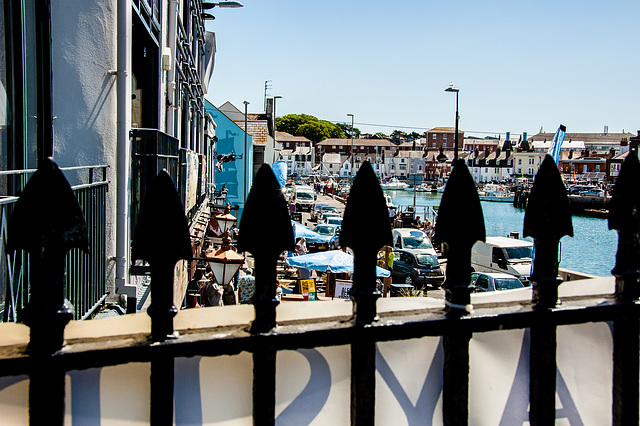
434,159,485,315
131,170,192,342
340,161,392,325
523,154,573,308
7,158,88,354
237,164,295,334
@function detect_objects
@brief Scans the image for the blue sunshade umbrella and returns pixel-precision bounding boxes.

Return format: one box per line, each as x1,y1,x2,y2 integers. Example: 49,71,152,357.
291,221,325,242
286,249,391,278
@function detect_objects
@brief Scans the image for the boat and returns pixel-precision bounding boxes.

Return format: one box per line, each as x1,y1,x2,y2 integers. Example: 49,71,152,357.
436,185,446,193
478,184,514,202
384,194,395,208
381,178,409,190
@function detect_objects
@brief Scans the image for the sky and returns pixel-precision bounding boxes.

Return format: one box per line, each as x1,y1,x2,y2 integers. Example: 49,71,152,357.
204,0,639,139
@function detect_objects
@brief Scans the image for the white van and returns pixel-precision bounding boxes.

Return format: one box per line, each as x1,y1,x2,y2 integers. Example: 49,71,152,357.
292,185,315,212
392,228,438,257
471,236,533,285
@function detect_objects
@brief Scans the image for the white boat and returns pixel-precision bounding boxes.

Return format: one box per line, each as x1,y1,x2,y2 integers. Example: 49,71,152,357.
436,185,446,193
381,178,409,190
478,184,514,202
384,194,394,208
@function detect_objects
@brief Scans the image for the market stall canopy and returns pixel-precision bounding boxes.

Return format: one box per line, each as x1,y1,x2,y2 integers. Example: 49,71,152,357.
291,221,325,242
286,249,391,277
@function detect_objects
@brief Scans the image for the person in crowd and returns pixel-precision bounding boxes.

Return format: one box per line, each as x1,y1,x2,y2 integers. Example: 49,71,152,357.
295,237,308,256
275,282,283,303
222,282,236,306
237,268,256,304
412,215,423,229
201,279,223,307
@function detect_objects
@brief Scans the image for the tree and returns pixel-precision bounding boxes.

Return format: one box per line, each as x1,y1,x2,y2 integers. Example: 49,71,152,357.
335,122,361,139
276,113,345,143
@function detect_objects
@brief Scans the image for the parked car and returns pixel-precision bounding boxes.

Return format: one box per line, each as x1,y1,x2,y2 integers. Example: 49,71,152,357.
325,217,343,226
392,228,437,256
319,211,341,224
391,249,444,288
470,272,525,292
310,202,330,222
308,224,341,251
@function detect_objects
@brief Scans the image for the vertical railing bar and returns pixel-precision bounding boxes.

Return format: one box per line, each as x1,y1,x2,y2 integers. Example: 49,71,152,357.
609,136,640,425
351,336,376,426
253,346,277,426
523,153,573,425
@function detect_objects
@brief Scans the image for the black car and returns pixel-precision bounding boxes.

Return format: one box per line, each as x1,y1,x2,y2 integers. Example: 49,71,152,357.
391,249,444,288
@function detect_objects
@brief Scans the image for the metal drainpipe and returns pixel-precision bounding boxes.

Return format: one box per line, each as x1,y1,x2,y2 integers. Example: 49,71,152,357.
115,0,136,312
167,0,178,135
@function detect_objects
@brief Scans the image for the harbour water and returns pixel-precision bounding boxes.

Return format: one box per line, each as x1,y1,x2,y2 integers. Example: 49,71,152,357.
387,189,617,277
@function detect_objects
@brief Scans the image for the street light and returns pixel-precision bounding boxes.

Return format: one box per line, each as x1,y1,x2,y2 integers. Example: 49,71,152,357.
445,82,459,161
205,232,245,287
243,100,249,204
213,203,237,234
347,113,354,177
202,1,244,9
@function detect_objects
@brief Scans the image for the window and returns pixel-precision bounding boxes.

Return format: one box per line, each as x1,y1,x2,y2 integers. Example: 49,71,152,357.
443,142,446,148
432,143,436,148
495,168,499,173
0,0,46,196
399,164,407,170
432,135,436,140
529,168,534,175
518,159,522,165
443,134,447,139
400,159,405,163
528,158,535,165
332,146,336,149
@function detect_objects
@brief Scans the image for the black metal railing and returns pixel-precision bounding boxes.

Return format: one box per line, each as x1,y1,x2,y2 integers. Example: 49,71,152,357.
0,164,108,322
1,140,640,424
130,128,180,234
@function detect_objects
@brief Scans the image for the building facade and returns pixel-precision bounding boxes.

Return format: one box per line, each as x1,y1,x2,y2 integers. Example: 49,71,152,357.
1,0,218,320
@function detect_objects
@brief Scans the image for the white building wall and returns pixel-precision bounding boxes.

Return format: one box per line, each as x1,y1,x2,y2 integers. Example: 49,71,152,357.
52,0,120,296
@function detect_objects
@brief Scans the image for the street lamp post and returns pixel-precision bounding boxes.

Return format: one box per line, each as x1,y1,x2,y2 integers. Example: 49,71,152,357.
445,83,459,161
347,113,354,177
243,100,249,204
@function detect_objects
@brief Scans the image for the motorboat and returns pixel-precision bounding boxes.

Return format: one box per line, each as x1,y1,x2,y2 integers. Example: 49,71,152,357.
381,178,409,190
478,184,514,202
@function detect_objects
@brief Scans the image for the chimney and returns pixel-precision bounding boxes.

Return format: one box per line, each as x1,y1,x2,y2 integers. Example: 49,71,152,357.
604,125,609,135
506,131,511,141
523,132,528,142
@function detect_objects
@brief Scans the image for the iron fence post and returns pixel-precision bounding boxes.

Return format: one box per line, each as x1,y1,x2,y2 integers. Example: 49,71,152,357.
341,161,392,424
131,170,192,424
7,159,88,425
608,142,640,425
238,164,295,424
523,154,573,425
434,159,485,424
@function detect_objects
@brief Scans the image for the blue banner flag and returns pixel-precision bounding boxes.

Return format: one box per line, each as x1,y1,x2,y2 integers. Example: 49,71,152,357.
547,124,566,165
272,161,287,188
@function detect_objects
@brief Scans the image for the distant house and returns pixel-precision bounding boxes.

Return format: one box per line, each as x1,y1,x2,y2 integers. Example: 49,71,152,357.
425,127,465,151
529,131,634,156
316,138,392,176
